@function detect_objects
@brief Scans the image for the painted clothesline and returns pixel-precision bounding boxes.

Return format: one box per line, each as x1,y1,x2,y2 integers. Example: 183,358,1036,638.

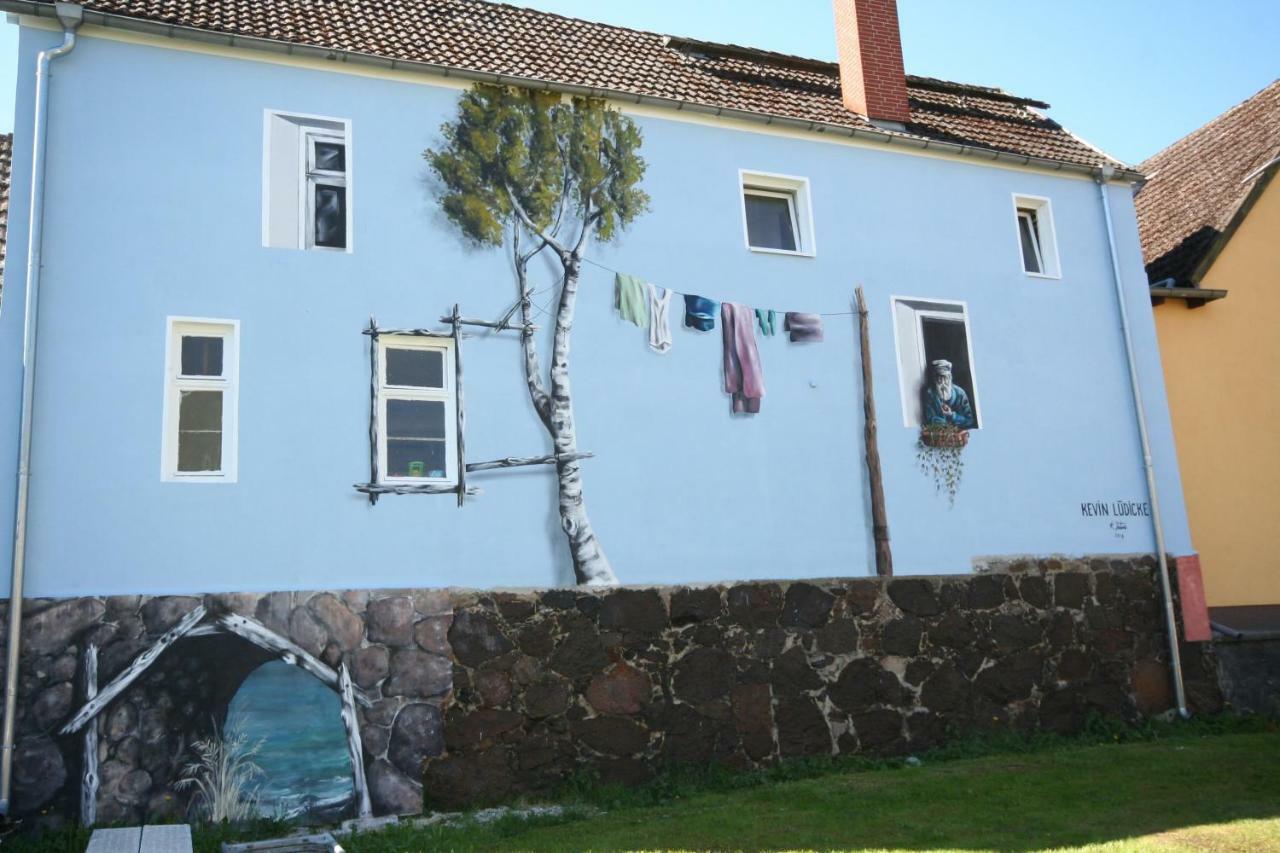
579,256,860,318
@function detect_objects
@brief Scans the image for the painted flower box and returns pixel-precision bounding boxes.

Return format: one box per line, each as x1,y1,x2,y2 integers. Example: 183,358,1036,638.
919,426,969,449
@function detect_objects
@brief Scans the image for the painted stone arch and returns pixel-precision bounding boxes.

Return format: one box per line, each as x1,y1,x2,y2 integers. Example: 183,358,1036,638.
58,607,372,826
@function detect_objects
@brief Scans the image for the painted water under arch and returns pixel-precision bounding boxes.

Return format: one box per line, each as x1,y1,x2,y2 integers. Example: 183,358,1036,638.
227,660,354,819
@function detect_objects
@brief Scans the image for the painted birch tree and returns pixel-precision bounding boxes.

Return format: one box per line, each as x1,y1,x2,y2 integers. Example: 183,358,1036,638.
425,85,649,587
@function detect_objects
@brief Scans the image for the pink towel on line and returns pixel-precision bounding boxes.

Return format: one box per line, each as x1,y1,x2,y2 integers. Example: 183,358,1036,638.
722,302,765,414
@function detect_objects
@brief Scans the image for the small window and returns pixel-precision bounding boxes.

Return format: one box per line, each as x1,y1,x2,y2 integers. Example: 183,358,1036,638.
739,171,815,256
264,111,352,251
1012,194,1060,278
377,336,457,484
891,298,982,429
163,318,238,482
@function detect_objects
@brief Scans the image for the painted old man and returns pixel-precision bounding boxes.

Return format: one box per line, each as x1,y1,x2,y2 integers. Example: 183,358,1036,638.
922,359,975,428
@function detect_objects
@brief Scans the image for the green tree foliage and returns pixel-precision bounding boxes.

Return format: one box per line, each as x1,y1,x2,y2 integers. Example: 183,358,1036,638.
426,85,649,254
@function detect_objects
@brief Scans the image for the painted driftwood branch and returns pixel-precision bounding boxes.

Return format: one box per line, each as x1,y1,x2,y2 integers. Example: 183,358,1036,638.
466,451,594,472
367,317,381,505
216,614,372,708
354,483,483,497
361,327,455,339
80,644,99,827
60,605,208,735
441,315,538,333
339,664,373,819
856,286,893,577
451,304,467,508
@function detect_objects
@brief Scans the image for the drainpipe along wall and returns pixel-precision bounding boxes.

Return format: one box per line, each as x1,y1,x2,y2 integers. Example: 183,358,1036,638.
1,2,83,817
1095,166,1190,719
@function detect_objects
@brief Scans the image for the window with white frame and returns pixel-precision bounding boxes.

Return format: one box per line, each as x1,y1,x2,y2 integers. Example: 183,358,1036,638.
1012,194,1060,278
377,336,457,485
162,318,239,482
263,111,351,251
891,298,982,429
739,170,815,256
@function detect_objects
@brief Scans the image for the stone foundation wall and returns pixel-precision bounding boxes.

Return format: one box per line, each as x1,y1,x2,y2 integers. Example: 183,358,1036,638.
1,557,1222,824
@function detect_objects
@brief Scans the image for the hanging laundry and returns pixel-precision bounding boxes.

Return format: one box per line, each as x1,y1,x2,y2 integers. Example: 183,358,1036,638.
722,302,765,414
683,294,719,332
615,273,649,328
784,312,824,343
755,308,778,337
647,283,672,354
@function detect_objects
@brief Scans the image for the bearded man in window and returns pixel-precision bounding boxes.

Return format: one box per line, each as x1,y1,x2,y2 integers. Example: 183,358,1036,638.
922,360,975,429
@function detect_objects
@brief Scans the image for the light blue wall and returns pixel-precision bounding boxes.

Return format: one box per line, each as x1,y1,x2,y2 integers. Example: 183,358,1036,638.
0,28,1192,597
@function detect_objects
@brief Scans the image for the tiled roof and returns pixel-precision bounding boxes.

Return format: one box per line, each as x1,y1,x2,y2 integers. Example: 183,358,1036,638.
1136,79,1280,286
18,0,1124,172
0,132,11,288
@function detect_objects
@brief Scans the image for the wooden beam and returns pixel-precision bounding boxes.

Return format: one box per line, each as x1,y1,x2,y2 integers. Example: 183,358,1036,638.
856,287,893,578
361,327,455,339
215,614,373,708
60,606,208,735
339,664,373,819
80,645,99,827
466,451,593,472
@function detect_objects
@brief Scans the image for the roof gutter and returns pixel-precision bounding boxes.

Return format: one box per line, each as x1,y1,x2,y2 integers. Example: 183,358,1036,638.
1,0,1144,184
1,1,82,819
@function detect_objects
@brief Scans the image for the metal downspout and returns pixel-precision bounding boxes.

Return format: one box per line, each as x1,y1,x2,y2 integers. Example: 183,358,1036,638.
1095,166,1190,719
1,2,83,817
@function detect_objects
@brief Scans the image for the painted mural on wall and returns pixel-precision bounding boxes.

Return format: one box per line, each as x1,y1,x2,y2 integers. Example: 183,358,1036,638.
424,84,651,587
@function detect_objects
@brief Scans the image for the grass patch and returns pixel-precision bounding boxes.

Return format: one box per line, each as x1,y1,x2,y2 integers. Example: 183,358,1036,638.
8,716,1278,852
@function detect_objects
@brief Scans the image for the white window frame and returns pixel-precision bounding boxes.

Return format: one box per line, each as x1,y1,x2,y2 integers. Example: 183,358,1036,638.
1011,193,1060,279
739,170,816,257
377,335,458,487
262,110,353,253
889,296,983,429
161,317,240,483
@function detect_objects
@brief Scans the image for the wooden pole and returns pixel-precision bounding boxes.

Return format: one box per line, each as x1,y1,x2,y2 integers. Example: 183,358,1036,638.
856,286,893,577
338,664,373,819
80,644,99,827
465,451,593,472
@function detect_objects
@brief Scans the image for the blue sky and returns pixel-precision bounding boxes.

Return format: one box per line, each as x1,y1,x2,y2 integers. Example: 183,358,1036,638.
0,1,1275,164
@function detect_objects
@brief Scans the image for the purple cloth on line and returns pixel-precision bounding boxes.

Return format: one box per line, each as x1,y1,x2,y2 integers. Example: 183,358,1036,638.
722,302,765,414
784,312,824,343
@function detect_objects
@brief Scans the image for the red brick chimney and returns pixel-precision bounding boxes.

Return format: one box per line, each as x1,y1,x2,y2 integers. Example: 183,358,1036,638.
832,0,911,126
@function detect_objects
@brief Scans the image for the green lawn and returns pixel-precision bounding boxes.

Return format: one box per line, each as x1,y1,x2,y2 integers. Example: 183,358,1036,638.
343,731,1280,852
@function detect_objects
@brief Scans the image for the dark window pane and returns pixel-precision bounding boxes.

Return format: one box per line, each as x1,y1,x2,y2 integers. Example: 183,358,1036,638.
1018,211,1042,273
313,141,345,172
744,192,797,251
387,439,447,479
387,399,446,440
177,390,223,472
181,336,223,377
386,348,445,388
921,317,979,429
314,184,347,249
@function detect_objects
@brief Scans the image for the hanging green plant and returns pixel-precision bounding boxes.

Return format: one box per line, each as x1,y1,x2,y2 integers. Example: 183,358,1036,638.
917,424,968,505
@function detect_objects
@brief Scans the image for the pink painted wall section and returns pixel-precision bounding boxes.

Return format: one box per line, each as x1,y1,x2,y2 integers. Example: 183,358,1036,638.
1175,555,1211,641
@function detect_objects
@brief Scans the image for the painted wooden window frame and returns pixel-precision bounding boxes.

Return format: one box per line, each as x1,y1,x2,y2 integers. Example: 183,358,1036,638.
1011,193,1061,279
738,169,816,257
161,317,240,483
889,296,983,429
262,110,354,253
375,334,459,487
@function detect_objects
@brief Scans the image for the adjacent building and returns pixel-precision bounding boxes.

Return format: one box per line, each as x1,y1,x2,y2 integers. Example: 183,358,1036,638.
1137,80,1280,622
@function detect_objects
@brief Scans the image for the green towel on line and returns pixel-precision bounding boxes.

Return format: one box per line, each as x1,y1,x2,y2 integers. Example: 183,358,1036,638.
756,308,778,337
615,273,650,328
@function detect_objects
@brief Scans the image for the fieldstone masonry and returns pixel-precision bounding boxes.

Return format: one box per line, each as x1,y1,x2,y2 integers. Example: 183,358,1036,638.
0,556,1221,824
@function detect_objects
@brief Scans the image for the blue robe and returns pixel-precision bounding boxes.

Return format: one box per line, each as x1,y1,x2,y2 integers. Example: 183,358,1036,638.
923,384,975,428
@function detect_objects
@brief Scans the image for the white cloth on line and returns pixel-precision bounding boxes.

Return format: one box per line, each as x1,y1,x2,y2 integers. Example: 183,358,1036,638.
647,283,672,354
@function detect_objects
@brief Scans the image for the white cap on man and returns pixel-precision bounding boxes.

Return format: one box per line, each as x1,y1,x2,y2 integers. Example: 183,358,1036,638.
931,359,953,375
